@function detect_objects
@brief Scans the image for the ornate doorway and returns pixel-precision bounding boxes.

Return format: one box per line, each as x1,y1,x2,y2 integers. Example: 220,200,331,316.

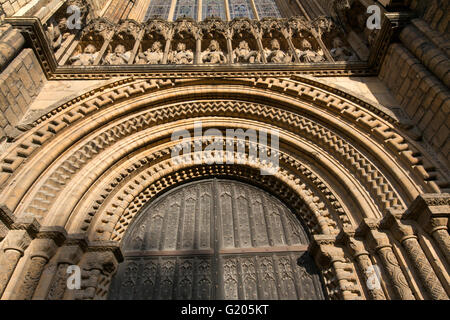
108,179,325,300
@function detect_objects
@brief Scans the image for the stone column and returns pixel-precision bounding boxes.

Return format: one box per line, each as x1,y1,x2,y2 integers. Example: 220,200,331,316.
0,230,32,297
385,211,448,300
427,219,450,264
0,214,40,299
282,27,299,63
362,219,415,300
0,24,25,69
8,227,66,300
339,231,386,300
33,235,88,300
310,235,363,300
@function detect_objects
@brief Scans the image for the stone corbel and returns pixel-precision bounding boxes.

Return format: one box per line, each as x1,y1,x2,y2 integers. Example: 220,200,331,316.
383,209,448,300
310,235,363,300
360,218,415,300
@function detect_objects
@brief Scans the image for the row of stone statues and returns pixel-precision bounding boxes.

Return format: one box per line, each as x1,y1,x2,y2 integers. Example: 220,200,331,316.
69,37,355,66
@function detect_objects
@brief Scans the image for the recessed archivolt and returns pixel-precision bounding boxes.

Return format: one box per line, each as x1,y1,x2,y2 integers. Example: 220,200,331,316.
89,160,340,242
0,77,446,196
72,139,354,241
13,112,403,227
43,118,375,228
0,77,447,228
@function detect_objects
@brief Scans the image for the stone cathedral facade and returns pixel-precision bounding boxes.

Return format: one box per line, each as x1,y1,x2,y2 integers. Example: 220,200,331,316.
0,0,448,300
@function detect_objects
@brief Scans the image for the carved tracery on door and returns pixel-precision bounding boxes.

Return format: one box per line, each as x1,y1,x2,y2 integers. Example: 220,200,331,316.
109,179,326,300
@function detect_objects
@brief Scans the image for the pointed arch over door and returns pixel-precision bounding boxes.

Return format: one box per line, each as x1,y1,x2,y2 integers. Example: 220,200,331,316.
108,179,326,300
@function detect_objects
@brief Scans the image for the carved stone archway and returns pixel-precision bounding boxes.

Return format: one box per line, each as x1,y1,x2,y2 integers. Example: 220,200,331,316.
0,76,448,300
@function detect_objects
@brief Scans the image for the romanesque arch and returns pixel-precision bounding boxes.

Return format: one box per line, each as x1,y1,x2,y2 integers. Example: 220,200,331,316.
0,76,448,300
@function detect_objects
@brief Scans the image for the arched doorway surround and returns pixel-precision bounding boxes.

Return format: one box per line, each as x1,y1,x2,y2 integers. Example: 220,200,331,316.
0,76,448,300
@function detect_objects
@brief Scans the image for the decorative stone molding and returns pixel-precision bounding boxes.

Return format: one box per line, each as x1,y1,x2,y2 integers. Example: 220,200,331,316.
0,230,32,297
97,161,341,242
71,241,122,300
310,235,363,300
338,229,387,300
383,210,448,300
359,219,415,300
35,235,88,300
403,194,450,264
3,2,407,79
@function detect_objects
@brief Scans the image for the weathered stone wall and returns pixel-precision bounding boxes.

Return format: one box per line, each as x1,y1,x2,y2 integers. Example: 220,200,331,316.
0,48,45,140
409,0,449,34
378,0,450,166
0,0,35,17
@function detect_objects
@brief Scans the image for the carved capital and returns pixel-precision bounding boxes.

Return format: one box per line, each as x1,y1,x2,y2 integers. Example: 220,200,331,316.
11,215,41,237
36,226,67,247
80,241,123,274
383,210,417,242
2,230,31,254
359,219,392,250
403,193,450,234
310,235,345,267
29,238,58,261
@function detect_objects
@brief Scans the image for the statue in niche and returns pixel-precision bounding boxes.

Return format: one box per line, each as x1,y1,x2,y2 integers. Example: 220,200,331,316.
69,44,99,66
168,42,194,64
295,39,325,63
232,40,259,63
103,44,131,65
202,40,227,64
264,39,291,63
46,17,71,51
136,41,164,64
330,37,358,62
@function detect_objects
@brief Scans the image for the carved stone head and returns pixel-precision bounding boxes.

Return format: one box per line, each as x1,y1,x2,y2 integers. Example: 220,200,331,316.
176,42,186,52
301,39,312,50
270,39,280,50
114,45,126,54
84,44,97,54
238,40,249,50
58,17,68,31
209,40,220,52
151,41,162,52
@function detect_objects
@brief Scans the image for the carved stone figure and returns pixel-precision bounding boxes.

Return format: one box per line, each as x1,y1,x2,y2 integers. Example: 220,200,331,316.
46,18,71,51
168,43,194,65
136,41,164,64
296,39,325,63
232,40,259,64
103,45,131,65
69,44,99,66
330,37,358,62
264,39,290,63
202,40,227,64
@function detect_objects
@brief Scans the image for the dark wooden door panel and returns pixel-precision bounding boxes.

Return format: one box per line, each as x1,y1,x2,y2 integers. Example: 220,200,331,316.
109,179,324,300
